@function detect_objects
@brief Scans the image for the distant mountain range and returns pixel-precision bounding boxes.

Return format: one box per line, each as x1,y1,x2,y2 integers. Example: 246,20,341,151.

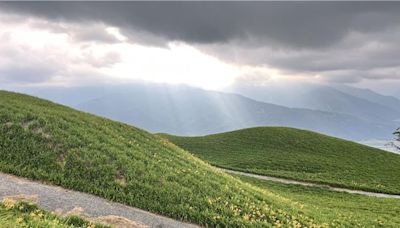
226,82,400,124
17,82,398,141
334,85,400,114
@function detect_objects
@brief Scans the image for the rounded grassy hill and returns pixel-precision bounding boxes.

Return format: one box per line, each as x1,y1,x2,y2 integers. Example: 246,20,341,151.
0,91,321,227
163,127,400,194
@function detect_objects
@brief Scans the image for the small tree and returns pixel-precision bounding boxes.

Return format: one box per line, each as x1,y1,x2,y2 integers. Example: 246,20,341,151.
394,128,400,151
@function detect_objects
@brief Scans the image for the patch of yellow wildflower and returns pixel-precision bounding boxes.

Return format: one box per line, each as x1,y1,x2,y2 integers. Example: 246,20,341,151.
16,217,23,223
3,198,16,209
29,209,45,220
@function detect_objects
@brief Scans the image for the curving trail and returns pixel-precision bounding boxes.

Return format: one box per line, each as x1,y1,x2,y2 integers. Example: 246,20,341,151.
0,172,198,228
2,168,399,228
221,168,400,199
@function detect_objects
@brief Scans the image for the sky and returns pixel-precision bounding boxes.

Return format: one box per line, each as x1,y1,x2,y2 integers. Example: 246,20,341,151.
0,2,399,96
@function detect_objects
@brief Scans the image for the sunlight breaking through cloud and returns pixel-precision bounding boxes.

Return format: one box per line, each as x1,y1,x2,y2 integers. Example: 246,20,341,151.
0,13,286,90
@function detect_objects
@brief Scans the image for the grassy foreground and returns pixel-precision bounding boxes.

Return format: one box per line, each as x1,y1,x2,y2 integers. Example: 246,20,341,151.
236,175,400,227
0,91,319,227
164,127,400,194
0,200,106,228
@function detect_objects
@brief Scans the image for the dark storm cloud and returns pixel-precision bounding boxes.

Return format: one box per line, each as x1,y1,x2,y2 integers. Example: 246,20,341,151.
1,2,400,49
1,1,400,86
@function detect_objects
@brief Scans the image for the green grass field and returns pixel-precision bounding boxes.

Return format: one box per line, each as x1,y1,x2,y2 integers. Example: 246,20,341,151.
235,174,400,227
0,91,321,227
164,127,400,194
0,200,107,228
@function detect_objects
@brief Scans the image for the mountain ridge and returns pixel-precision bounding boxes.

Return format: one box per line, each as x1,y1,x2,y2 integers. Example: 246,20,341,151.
11,82,398,140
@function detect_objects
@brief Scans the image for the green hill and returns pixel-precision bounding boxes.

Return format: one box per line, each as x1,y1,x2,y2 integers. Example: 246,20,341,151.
163,127,400,194
0,91,318,227
235,175,400,227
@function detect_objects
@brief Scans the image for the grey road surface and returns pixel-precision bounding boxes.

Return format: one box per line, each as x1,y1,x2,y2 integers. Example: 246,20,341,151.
0,172,198,228
221,168,400,199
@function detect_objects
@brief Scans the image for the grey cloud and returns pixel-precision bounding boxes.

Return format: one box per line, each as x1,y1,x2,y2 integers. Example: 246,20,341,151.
0,46,59,84
198,24,400,84
315,68,400,84
29,20,122,44
80,51,122,68
1,2,400,49
71,24,121,44
1,2,400,85
0,65,58,83
0,38,61,84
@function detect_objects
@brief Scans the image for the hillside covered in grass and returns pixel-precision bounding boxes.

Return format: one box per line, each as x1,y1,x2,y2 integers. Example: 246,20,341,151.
0,91,320,227
0,200,107,228
164,127,400,194
235,175,400,227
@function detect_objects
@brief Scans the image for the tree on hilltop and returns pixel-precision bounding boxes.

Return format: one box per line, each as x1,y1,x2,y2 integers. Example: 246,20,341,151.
392,128,400,151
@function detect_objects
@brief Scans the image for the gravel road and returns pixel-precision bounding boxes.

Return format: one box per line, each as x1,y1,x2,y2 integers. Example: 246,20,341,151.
221,168,400,199
2,168,398,228
0,172,198,228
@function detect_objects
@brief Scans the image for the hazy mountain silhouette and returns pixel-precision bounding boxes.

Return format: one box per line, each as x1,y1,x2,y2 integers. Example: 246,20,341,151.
227,82,400,124
19,82,396,140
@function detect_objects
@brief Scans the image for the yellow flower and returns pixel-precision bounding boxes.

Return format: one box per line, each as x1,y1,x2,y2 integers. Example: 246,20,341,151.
16,217,23,223
87,223,96,228
3,198,16,209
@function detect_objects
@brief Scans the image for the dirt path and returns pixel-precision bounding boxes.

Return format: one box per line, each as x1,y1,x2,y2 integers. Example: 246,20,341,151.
221,168,400,199
0,172,198,228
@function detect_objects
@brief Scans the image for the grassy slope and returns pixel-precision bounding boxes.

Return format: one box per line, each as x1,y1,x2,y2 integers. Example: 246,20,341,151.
236,175,400,227
163,127,400,194
0,91,319,227
0,201,107,228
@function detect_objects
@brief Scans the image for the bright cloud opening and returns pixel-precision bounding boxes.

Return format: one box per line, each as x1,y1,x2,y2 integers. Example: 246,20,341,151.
0,13,296,90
